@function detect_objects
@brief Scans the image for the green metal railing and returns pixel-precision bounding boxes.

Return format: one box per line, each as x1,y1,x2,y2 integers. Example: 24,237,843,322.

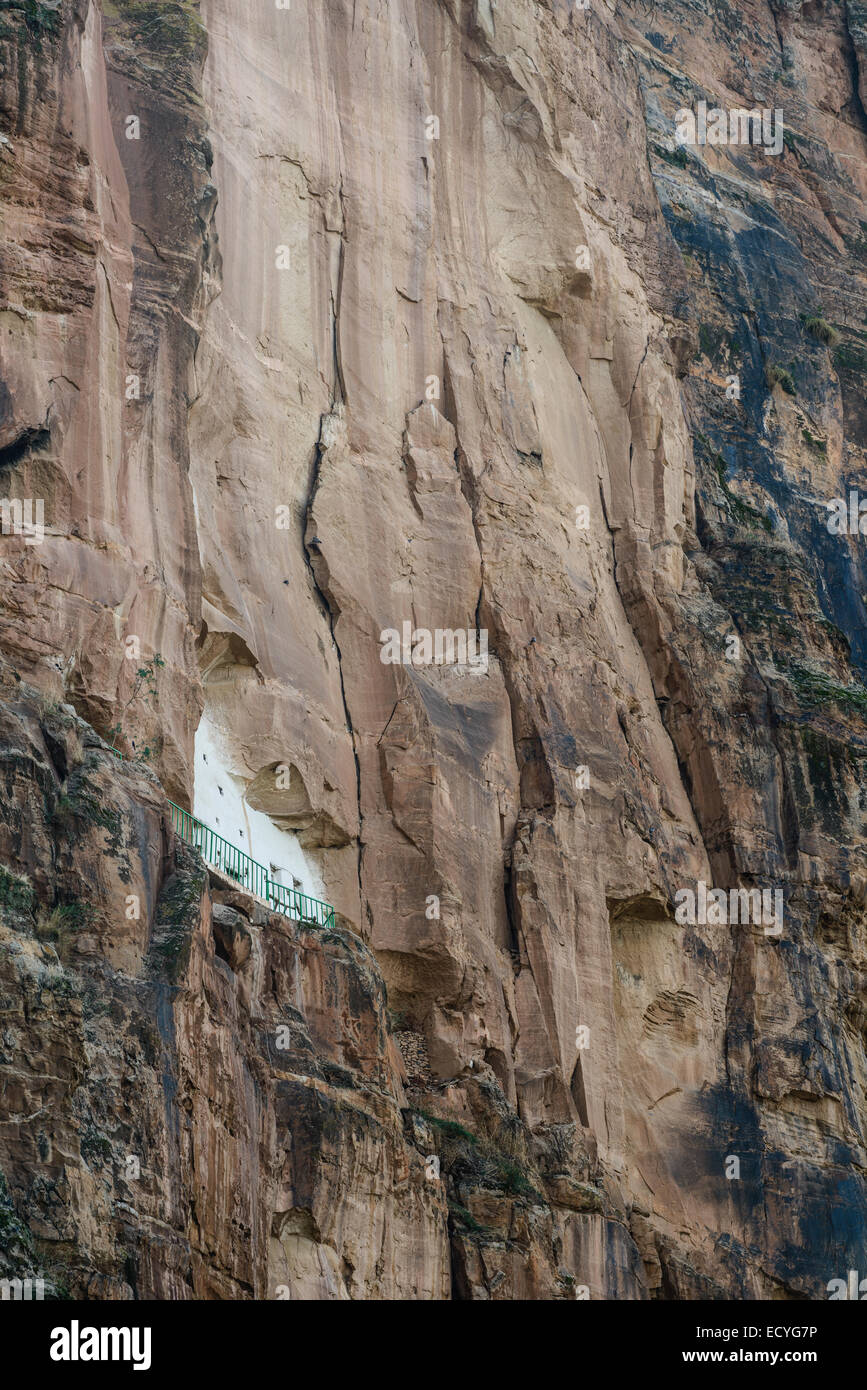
104,744,336,928
167,800,335,929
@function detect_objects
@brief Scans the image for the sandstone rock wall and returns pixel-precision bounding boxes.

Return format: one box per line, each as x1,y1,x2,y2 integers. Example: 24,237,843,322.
0,0,865,1298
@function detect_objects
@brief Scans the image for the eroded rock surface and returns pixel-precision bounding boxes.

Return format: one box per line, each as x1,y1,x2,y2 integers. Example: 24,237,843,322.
1,0,866,1298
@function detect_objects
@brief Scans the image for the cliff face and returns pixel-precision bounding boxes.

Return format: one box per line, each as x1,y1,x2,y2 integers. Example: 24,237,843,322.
0,0,865,1300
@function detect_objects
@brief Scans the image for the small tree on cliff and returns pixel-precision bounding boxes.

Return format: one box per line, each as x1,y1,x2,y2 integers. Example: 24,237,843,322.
108,653,165,756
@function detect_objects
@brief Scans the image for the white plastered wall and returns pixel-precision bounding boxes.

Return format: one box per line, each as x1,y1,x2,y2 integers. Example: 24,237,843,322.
193,711,326,902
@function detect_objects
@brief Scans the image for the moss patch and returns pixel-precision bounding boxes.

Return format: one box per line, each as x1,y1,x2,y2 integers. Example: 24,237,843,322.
100,0,207,87
801,426,827,455
833,342,867,374
35,900,95,958
53,774,125,859
149,840,206,981
79,1127,113,1170
696,322,741,365
0,865,35,918
0,1169,38,1274
417,1110,545,1203
704,446,773,533
0,0,61,43
652,142,689,169
447,1201,488,1234
786,664,867,721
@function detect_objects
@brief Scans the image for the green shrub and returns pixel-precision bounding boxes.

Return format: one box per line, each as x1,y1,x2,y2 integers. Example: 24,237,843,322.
0,866,34,915
801,427,827,455
417,1110,544,1202
35,901,94,960
447,1202,487,1233
766,364,796,395
655,143,688,168
801,312,839,346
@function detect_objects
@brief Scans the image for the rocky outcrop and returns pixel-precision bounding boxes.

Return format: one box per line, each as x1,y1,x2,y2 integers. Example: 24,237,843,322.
1,0,866,1298
0,663,450,1297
